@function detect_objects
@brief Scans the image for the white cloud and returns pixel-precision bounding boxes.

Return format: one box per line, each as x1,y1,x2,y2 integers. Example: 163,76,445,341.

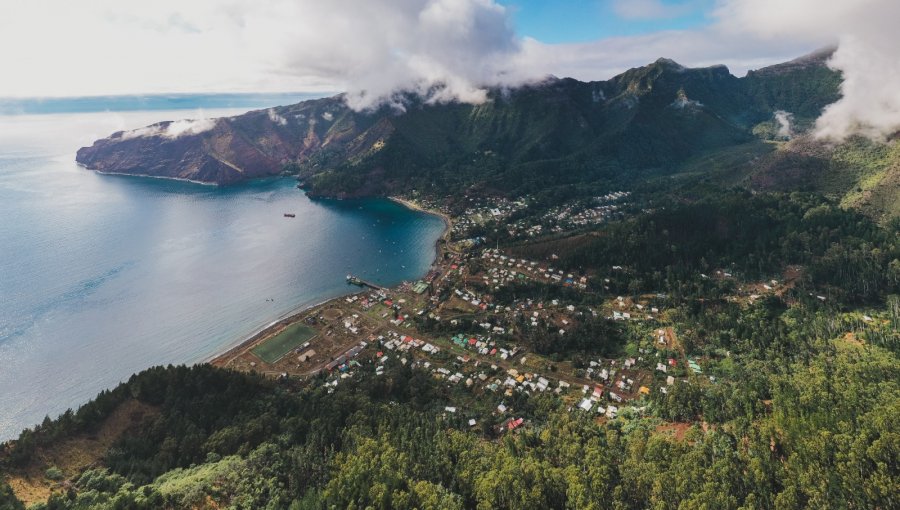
0,0,529,111
267,109,288,126
1,0,897,139
120,118,218,139
815,34,900,141
714,0,900,140
774,111,794,139
273,0,529,110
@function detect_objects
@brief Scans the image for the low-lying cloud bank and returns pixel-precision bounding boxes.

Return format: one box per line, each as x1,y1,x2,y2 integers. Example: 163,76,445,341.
120,118,218,139
3,0,896,141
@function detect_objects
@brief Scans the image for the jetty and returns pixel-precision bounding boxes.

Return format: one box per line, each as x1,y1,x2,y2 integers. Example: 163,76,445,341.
346,274,384,290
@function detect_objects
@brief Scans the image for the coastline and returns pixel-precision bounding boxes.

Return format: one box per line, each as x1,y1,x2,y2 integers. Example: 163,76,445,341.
207,195,453,369
80,164,219,187
77,165,453,367
201,295,338,364
388,196,454,258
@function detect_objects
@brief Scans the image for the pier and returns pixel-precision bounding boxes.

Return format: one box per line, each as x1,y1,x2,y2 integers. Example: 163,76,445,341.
346,274,384,290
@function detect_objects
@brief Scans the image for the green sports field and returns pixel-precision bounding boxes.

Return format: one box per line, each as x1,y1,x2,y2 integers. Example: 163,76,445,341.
251,322,317,363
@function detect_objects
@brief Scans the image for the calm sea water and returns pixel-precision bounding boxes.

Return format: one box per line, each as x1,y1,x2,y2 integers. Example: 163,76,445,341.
0,107,445,441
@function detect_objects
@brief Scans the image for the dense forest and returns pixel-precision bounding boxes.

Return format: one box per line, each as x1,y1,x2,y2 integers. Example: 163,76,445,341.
1,316,896,509
509,191,900,303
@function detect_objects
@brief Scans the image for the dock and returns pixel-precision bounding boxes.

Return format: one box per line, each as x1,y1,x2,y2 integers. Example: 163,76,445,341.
346,274,384,290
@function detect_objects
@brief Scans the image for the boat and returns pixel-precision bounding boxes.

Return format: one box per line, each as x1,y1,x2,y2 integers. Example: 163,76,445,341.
284,213,296,218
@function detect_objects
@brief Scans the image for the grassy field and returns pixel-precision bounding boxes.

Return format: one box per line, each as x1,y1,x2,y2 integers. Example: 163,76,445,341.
251,323,317,364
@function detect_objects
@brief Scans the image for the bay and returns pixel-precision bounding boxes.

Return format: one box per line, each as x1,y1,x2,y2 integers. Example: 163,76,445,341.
0,107,445,441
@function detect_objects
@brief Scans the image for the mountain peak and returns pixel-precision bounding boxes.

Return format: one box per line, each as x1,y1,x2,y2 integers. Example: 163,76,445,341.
654,57,686,70
748,46,836,77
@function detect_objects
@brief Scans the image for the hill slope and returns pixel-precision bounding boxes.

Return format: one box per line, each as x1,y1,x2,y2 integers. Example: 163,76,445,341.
76,51,841,196
750,135,900,222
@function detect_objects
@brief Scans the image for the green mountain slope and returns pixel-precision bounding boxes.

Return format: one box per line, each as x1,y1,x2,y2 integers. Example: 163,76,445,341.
750,136,900,222
77,50,846,198
302,57,828,198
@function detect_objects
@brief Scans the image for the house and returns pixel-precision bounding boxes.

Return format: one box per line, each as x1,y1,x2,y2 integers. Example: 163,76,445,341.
507,417,524,431
579,398,593,412
688,359,703,374
297,349,316,363
325,356,347,371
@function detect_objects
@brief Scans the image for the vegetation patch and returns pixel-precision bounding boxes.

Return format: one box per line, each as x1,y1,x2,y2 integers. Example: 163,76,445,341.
3,399,157,507
250,322,317,363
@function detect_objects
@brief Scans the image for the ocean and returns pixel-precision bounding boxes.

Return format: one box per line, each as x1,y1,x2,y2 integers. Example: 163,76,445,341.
0,99,445,441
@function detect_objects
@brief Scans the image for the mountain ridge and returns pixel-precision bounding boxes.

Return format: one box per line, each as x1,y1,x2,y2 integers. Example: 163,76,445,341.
76,51,843,196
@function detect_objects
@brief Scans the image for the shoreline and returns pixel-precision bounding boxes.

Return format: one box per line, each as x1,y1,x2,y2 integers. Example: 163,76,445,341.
207,195,453,368
80,164,219,187
388,195,453,256
77,167,454,367
200,295,338,364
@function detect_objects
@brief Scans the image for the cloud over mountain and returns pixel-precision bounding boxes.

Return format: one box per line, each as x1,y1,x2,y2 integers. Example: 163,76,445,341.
271,0,531,110
716,0,900,140
2,1,896,139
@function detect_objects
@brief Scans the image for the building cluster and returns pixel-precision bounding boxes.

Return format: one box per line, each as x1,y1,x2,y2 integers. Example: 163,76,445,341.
505,192,630,239
478,249,589,290
449,197,529,240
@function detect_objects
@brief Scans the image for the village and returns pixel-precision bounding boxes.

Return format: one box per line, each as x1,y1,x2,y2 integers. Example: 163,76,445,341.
212,195,799,435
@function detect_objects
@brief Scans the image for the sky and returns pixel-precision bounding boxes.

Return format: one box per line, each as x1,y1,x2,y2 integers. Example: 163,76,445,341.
1,0,898,139
502,0,716,43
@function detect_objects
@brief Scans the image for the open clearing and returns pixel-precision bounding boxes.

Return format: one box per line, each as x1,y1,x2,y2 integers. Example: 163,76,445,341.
251,322,317,363
5,399,158,507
